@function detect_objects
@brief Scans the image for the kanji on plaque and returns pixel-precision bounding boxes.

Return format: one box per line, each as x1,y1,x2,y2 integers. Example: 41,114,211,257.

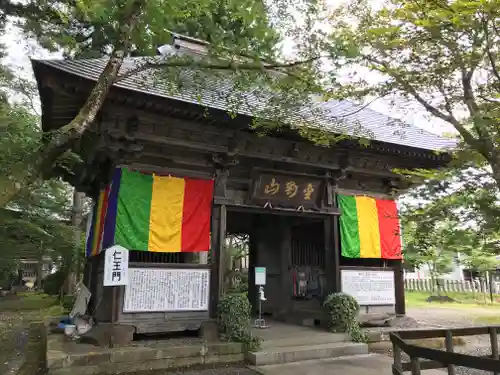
252,173,322,208
104,245,129,286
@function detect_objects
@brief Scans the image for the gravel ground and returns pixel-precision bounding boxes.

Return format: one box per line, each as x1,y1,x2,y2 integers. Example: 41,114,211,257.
112,365,260,375
372,307,500,375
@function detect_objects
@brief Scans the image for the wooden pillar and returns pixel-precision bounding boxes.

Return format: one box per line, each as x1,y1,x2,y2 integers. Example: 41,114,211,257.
324,172,342,296
394,260,406,315
332,214,341,293
248,222,258,315
209,204,226,318
279,217,292,317
324,214,341,296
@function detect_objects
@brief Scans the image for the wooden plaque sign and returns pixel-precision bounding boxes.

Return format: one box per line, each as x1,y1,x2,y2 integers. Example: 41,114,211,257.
251,173,322,208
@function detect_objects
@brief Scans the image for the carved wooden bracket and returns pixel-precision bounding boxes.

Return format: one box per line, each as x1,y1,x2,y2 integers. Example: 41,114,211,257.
212,153,239,198
383,177,401,196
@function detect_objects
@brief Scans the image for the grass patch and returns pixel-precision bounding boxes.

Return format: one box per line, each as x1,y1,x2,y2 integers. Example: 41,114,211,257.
406,291,500,308
473,315,500,325
0,293,59,311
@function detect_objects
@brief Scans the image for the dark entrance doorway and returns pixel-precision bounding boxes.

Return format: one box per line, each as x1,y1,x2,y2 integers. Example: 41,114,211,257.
226,209,329,324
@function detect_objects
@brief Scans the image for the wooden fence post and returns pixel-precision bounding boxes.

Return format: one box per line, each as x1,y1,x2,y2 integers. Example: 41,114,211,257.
410,357,421,375
489,327,498,375
445,330,456,375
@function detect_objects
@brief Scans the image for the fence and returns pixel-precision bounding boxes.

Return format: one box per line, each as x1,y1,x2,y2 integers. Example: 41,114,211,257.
391,326,500,375
405,278,500,294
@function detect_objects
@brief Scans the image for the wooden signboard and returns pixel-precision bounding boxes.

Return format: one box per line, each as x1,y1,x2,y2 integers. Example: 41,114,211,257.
251,173,323,208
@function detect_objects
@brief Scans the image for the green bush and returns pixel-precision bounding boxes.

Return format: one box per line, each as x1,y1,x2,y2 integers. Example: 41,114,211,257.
43,271,66,295
217,292,261,350
323,292,367,342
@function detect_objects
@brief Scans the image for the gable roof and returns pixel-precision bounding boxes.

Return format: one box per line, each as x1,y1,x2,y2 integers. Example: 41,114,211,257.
32,57,457,152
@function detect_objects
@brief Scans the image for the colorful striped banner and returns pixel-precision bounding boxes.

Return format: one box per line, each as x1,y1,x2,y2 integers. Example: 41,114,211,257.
338,195,402,259
100,168,214,253
85,186,111,257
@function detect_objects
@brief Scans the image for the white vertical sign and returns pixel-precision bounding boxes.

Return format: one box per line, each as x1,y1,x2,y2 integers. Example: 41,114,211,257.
104,245,129,286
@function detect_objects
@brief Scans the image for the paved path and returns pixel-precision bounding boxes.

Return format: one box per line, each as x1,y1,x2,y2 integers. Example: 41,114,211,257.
252,353,445,375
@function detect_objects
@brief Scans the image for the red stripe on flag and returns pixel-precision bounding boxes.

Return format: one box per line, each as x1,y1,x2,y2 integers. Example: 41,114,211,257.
376,199,402,259
181,178,214,252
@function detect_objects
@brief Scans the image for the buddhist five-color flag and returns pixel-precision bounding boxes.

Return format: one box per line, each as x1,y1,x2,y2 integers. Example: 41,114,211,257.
338,195,402,259
85,186,111,257
86,168,214,256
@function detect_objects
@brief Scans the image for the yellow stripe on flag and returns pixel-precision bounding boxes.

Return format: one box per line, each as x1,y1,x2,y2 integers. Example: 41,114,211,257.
355,196,382,258
148,176,185,252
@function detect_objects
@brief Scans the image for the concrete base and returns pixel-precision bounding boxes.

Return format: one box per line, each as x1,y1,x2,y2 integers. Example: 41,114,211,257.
79,323,134,347
46,334,244,375
248,320,368,366
251,353,446,375
248,342,368,365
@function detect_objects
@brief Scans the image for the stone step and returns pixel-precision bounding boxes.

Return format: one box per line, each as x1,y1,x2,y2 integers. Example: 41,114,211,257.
259,332,349,349
247,341,369,365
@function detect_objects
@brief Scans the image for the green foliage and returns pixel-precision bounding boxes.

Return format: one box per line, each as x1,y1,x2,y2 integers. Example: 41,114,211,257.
0,0,330,206
61,295,76,311
217,293,261,350
0,61,81,289
323,293,367,343
327,0,500,187
400,161,500,278
43,270,66,296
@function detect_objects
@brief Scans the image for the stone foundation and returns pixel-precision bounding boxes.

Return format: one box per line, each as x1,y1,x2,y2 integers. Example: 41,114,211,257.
46,334,244,375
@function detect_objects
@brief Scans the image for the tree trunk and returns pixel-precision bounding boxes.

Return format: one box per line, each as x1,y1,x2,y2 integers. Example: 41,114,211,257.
0,1,145,208
72,190,84,282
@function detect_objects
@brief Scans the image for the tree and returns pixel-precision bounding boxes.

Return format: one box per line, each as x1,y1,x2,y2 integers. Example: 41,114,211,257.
0,0,325,206
327,0,500,189
401,169,500,294
0,67,82,289
403,216,457,294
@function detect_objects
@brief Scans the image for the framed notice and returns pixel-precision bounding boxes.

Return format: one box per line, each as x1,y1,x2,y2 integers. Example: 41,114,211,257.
340,269,395,306
123,268,210,313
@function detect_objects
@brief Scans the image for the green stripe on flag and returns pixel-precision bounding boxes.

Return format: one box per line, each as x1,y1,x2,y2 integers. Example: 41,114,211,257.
338,195,361,258
114,169,153,250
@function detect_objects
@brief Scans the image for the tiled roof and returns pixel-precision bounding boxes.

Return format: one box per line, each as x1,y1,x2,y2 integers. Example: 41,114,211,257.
32,57,457,152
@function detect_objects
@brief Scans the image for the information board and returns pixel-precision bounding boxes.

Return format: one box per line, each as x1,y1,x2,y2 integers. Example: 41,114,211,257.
340,269,395,306
123,268,210,313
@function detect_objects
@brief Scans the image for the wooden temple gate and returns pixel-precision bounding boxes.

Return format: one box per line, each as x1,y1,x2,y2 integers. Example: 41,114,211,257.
31,35,453,335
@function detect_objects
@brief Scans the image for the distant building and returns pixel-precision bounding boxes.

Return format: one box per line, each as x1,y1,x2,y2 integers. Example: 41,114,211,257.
18,256,53,287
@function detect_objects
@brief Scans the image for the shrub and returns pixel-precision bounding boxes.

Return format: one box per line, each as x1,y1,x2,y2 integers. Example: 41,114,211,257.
323,292,367,342
217,292,261,350
43,270,66,295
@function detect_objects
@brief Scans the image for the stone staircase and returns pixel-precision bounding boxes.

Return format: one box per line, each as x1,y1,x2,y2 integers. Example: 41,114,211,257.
247,322,369,366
